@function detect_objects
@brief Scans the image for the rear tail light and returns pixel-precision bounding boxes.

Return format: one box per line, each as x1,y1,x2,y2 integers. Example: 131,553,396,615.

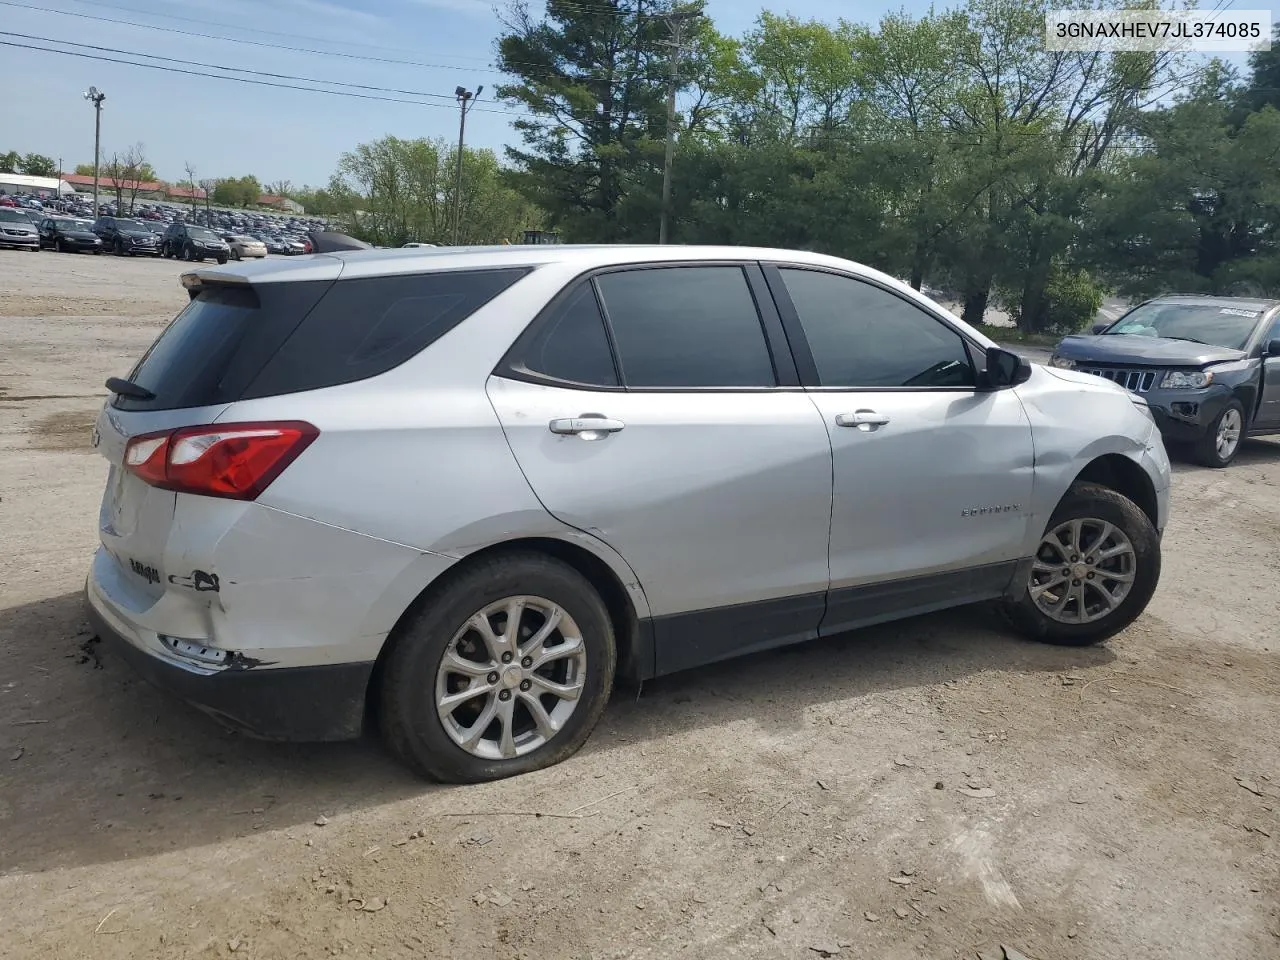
123,421,318,500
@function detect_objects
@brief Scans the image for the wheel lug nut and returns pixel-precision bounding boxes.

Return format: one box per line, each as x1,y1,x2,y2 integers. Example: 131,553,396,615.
1072,579,1081,585
487,672,499,684
521,656,532,668
1071,555,1079,562
499,690,511,701
520,679,531,691
1061,568,1070,576
501,652,513,663
1086,573,1094,580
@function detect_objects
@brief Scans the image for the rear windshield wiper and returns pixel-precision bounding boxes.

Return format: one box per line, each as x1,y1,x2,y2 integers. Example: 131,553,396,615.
105,376,155,401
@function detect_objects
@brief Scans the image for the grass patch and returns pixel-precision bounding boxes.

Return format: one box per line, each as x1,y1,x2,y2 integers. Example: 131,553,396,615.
974,324,1061,348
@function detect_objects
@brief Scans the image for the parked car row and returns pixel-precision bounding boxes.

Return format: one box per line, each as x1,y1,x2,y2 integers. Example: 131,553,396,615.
6,214,319,263
0,192,327,261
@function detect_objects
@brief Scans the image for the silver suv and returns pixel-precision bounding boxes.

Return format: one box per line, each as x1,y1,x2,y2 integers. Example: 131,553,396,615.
86,245,1170,782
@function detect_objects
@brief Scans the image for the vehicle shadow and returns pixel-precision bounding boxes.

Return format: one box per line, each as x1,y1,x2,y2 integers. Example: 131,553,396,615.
0,587,1114,876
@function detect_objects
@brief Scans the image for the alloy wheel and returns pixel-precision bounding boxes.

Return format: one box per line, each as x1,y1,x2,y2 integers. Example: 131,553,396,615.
1216,407,1242,461
435,595,587,761
1029,518,1137,624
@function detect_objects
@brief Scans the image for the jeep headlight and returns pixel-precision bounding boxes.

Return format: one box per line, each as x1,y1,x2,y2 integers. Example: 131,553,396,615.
1048,355,1076,369
1160,370,1213,389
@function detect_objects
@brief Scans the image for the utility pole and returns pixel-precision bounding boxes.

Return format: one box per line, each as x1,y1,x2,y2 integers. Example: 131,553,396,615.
452,85,483,245
659,9,698,245
83,86,105,215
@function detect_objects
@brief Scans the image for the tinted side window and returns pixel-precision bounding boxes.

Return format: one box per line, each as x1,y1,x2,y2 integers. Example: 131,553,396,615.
115,281,333,411
508,284,619,387
594,266,776,388
780,269,975,388
244,268,529,399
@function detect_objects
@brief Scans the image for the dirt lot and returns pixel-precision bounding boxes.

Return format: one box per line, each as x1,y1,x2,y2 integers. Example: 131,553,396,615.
1,250,1278,960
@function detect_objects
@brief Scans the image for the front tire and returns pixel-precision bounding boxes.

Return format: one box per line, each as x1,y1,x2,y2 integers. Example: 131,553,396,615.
1001,483,1160,647
216,254,228,265
379,553,616,783
1194,399,1245,468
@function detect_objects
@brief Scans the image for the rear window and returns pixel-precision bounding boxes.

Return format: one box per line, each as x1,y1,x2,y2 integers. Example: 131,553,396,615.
112,268,529,411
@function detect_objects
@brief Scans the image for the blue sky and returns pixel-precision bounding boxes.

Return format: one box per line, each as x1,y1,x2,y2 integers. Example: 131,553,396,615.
0,0,1270,188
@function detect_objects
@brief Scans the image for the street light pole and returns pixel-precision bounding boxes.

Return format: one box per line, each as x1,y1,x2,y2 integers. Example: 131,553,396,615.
659,10,698,245
83,87,106,215
452,84,482,246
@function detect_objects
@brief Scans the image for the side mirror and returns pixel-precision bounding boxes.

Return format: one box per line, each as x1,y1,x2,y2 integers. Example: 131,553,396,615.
1266,338,1280,357
981,346,1033,390
1090,322,1110,335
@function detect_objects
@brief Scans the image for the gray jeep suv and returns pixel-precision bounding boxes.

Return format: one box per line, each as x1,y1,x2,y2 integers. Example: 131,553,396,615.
1050,295,1280,467
85,245,1171,782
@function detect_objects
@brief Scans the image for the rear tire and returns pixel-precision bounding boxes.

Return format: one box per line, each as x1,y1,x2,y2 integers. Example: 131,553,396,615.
1194,399,1245,468
379,552,616,783
1000,483,1160,647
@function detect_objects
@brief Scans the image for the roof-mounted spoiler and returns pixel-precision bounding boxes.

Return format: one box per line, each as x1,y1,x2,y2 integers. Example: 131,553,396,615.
308,229,372,253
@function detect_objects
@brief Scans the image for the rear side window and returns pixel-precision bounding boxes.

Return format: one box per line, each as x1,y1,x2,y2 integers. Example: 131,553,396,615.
503,284,619,387
113,268,527,411
594,266,776,388
244,268,528,398
114,282,332,411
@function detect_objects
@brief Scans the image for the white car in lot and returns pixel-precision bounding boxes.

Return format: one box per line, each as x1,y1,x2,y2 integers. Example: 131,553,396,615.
222,234,268,260
86,244,1170,782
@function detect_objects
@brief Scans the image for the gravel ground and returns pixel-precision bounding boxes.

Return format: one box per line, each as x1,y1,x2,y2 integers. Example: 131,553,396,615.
1,250,1278,960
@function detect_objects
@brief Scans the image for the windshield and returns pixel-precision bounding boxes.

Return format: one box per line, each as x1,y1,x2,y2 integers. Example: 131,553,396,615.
1106,302,1264,351
187,227,218,241
116,219,148,231
0,209,29,223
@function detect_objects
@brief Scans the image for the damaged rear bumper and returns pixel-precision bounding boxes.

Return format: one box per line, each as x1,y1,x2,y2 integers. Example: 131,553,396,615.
85,568,373,741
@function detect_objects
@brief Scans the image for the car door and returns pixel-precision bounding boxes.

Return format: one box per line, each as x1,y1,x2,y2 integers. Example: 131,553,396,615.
764,264,1036,637
486,262,834,675
1256,314,1280,428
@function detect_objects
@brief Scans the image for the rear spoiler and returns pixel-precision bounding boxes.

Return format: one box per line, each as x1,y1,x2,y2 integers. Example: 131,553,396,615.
308,229,371,252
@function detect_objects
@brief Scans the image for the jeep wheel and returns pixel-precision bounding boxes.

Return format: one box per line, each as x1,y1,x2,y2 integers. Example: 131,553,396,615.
380,553,616,783
1001,483,1160,647
1194,399,1245,468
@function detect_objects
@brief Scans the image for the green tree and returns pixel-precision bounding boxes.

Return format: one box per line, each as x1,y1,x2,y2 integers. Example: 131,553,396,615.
1238,25,1280,114
496,0,683,241
1088,85,1280,298
328,135,539,245
213,175,263,207
0,150,19,173
18,153,57,176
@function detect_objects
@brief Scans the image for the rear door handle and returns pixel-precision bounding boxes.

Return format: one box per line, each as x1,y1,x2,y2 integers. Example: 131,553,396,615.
548,415,626,439
834,409,890,430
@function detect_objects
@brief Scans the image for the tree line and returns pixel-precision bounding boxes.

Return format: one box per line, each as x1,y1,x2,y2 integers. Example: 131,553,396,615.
489,0,1280,332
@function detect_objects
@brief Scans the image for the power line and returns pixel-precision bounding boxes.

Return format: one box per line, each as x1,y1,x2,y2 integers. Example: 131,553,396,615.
0,0,670,82
0,39,523,116
1,30,478,101
0,0,505,72
62,0,498,61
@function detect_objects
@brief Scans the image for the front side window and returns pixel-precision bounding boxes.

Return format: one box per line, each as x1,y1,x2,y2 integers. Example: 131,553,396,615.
779,269,975,388
593,266,776,388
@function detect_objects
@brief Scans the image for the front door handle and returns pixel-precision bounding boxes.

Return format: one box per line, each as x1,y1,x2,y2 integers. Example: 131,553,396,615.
834,409,890,431
548,415,626,439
